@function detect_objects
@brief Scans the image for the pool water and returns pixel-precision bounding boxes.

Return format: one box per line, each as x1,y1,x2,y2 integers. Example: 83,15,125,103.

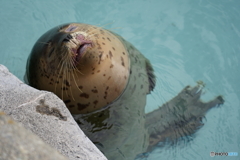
0,0,239,159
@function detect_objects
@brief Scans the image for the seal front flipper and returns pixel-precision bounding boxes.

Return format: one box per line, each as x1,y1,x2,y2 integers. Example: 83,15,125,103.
145,59,156,93
145,84,224,151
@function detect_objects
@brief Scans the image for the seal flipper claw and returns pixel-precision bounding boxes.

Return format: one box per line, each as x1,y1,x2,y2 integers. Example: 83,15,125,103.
217,95,225,105
189,85,202,96
201,95,224,110
145,84,224,152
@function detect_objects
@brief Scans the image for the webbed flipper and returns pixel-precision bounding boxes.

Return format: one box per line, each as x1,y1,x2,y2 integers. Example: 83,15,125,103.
145,85,224,151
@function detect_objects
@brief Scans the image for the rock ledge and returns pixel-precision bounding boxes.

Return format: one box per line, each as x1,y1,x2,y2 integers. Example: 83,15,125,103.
0,64,107,160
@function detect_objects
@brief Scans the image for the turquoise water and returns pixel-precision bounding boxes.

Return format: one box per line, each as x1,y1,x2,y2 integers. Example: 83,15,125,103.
0,0,239,159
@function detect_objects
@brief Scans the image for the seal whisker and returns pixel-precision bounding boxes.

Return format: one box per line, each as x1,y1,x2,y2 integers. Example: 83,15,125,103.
59,61,65,100
61,60,69,100
63,54,74,99
71,68,83,95
84,29,96,38
57,25,61,30
75,67,84,75
87,33,98,39
54,61,63,93
55,50,68,70
85,25,103,38
55,53,67,71
87,22,116,37
66,56,76,101
67,55,85,95
96,21,115,28
69,55,83,85
107,27,123,32
65,46,84,75
70,39,78,46
37,41,50,45
55,64,63,97
54,52,69,96
86,26,98,35
70,58,84,75
64,51,84,97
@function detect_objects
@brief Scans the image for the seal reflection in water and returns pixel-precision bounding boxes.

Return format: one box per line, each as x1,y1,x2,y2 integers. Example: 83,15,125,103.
25,23,224,160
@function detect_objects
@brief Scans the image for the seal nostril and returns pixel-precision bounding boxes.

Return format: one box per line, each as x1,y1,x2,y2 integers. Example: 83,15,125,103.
63,34,73,42
63,38,70,42
67,34,73,39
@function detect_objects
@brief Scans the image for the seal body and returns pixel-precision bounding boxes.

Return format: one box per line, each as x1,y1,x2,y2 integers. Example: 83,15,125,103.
26,23,156,159
26,23,224,160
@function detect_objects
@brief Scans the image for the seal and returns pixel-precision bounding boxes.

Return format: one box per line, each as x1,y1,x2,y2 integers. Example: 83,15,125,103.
25,23,132,114
25,23,224,160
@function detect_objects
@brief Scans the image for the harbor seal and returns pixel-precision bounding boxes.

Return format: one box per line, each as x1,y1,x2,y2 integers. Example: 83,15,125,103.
26,23,132,114
25,23,224,160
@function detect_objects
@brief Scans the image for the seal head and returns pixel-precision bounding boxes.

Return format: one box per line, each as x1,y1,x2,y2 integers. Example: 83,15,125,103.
26,23,130,114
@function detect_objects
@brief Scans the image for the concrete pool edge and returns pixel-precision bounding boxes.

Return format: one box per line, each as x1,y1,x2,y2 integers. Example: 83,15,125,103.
0,64,107,160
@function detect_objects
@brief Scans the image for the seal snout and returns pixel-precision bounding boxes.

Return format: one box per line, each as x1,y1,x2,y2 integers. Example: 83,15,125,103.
72,34,92,63
28,23,131,114
75,43,92,61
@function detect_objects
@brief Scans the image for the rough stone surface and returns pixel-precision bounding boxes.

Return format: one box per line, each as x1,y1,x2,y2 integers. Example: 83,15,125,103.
0,64,107,160
0,111,68,160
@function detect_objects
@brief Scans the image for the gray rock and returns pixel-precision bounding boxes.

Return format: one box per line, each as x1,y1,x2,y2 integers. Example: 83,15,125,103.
0,64,107,160
0,111,68,160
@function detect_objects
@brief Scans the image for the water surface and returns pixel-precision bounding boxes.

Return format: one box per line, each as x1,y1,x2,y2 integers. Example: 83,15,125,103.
0,0,239,159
